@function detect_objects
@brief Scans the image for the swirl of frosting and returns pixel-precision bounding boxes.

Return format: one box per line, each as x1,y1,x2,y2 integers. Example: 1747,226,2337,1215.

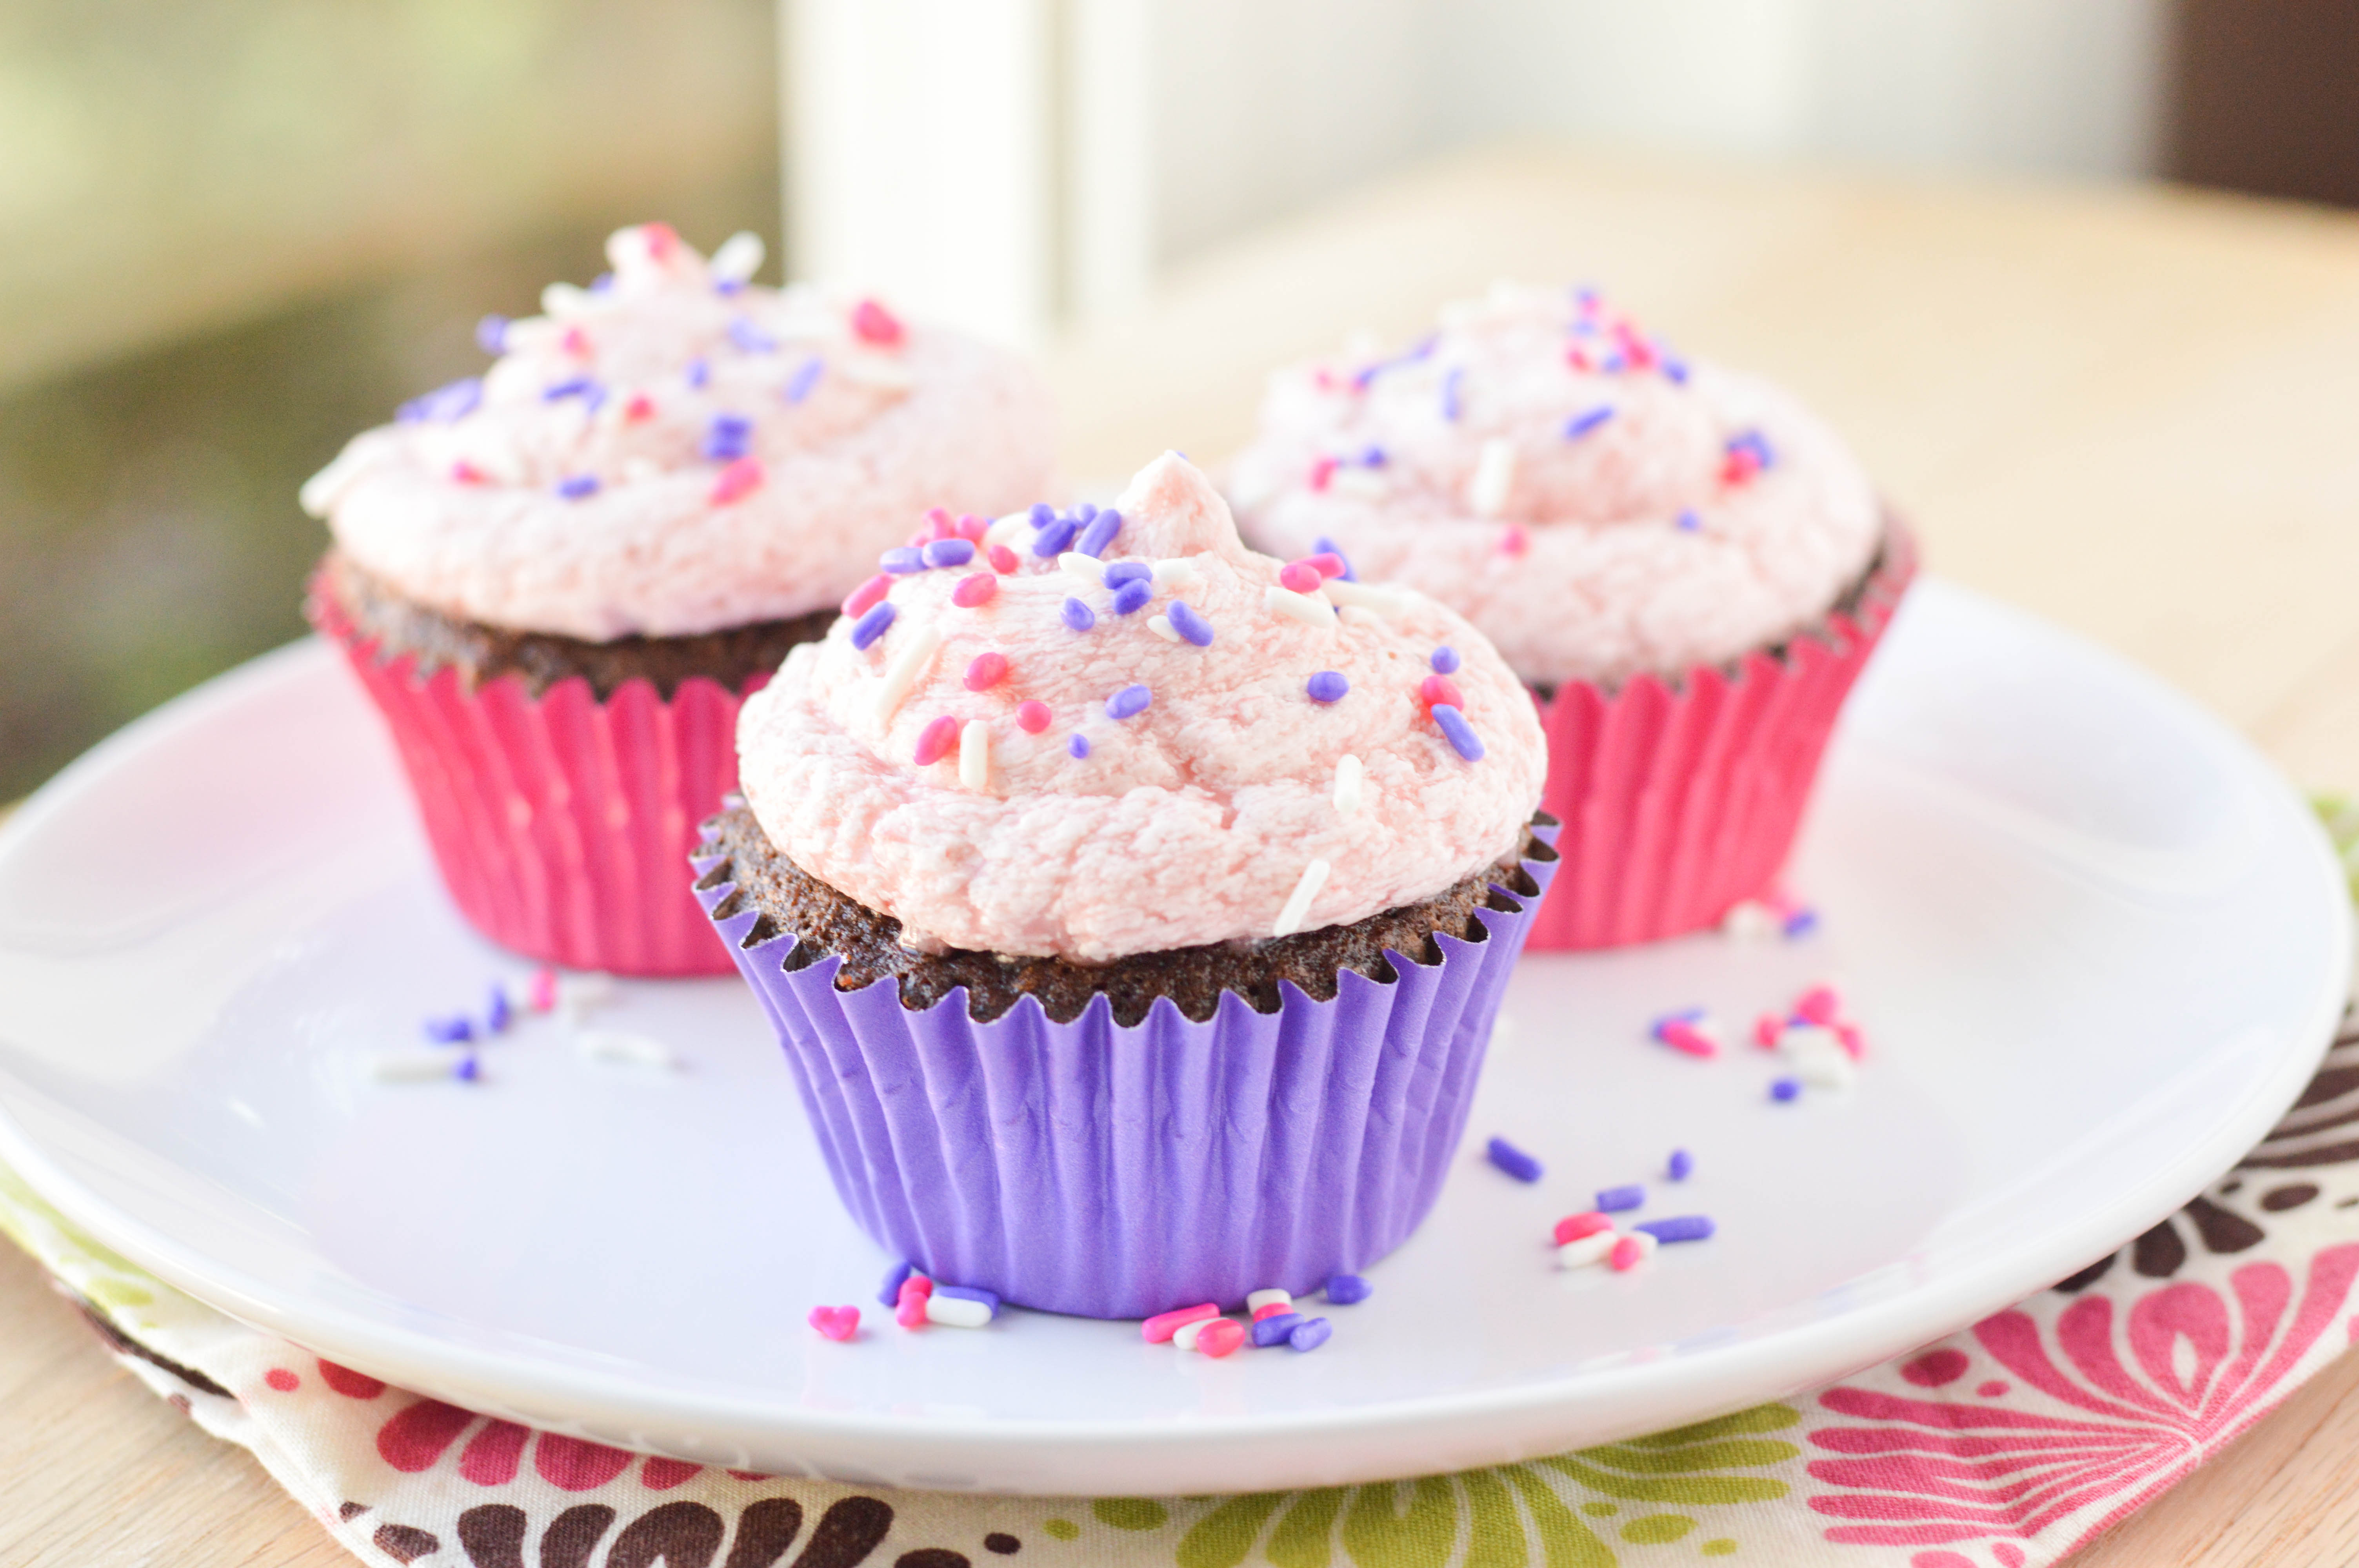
1227,282,1882,688
300,223,1054,640
736,453,1547,961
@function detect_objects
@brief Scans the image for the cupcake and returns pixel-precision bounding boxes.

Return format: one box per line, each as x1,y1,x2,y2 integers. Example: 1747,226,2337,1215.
1228,283,1915,949
302,223,1054,975
694,452,1555,1318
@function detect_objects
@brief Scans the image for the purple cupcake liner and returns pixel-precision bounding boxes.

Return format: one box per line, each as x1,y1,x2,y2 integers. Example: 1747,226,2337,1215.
693,822,1558,1319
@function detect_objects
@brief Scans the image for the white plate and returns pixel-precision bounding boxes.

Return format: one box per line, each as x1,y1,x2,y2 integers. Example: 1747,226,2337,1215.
0,580,2345,1496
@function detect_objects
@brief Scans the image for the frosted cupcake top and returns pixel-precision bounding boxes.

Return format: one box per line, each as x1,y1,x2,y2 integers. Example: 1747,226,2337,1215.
300,223,1054,641
1227,283,1883,688
736,452,1547,962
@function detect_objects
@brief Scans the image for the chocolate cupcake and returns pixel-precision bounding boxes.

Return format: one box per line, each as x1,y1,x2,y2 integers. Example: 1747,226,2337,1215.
695,453,1554,1318
1229,283,1915,949
302,223,1054,974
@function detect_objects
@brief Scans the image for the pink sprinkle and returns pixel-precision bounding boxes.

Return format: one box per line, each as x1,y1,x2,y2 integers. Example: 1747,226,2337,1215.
642,222,681,260
1278,561,1323,593
1142,1303,1218,1343
1660,1021,1717,1059
1722,448,1762,486
807,1305,860,1341
1754,1014,1783,1049
1794,985,1841,1026
1609,1236,1646,1272
952,573,998,608
623,393,656,422
894,1276,931,1329
913,715,960,766
1306,552,1346,579
708,457,765,506
987,543,1020,574
1554,1212,1612,1245
1250,1302,1293,1322
1196,1318,1246,1358
923,506,955,543
1309,456,1339,492
965,652,1007,691
843,574,892,617
561,325,591,357
1015,701,1050,734
451,461,486,485
529,967,558,1011
1837,1022,1865,1060
1499,524,1530,557
1566,347,1591,372
955,513,990,542
1419,673,1463,710
851,298,905,347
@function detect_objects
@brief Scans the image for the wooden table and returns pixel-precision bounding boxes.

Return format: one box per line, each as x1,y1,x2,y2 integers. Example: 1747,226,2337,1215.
7,143,2359,1565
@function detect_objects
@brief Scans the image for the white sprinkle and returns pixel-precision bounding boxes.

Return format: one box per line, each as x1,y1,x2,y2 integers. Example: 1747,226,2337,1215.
710,230,766,283
1147,614,1181,642
556,970,615,1020
575,1029,678,1069
1272,858,1333,938
1720,900,1780,941
925,1292,995,1329
1172,1316,1216,1352
959,719,990,790
1333,753,1365,816
1778,1025,1855,1088
541,281,598,318
983,510,1033,548
1328,466,1389,501
1469,437,1517,517
1338,605,1382,628
1321,579,1412,615
1245,1288,1292,1313
298,447,371,518
1152,557,1203,590
1557,1232,1619,1269
367,1050,463,1084
621,457,659,483
1263,586,1336,630
1058,551,1108,585
872,623,944,726
1621,1230,1661,1263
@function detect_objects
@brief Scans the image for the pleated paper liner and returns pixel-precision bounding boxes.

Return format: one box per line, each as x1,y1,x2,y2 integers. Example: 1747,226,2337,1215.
311,588,759,978
1527,522,1918,950
694,821,1561,1320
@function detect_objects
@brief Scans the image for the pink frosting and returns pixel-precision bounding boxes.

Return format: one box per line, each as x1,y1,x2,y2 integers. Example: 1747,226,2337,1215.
300,224,1054,640
736,453,1547,961
1227,283,1882,687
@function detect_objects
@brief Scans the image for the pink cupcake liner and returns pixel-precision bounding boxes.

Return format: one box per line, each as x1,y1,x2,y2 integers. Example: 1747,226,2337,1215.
694,822,1560,1319
1526,524,1918,950
312,588,760,976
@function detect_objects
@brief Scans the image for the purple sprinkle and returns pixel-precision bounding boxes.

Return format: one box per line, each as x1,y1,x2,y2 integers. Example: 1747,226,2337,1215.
1667,1148,1694,1181
1574,284,1599,308
1431,704,1485,760
454,1055,481,1082
1430,646,1460,674
397,377,483,424
1106,684,1152,720
1771,1077,1802,1102
1075,502,1100,522
1033,516,1079,557
878,1261,916,1307
424,1015,473,1045
1250,1312,1305,1348
934,1284,1000,1316
879,546,925,575
1061,597,1096,632
1028,502,1056,528
727,316,778,353
1783,907,1819,938
1069,734,1090,759
849,603,896,650
1564,405,1616,440
1167,600,1215,647
685,358,710,388
1596,1183,1645,1212
1441,365,1465,422
1648,1006,1708,1042
1486,1137,1543,1183
1305,671,1349,704
487,987,513,1034
1601,353,1627,374
476,315,509,354
1728,429,1776,468
1075,508,1122,558
784,357,824,403
590,271,614,293
541,376,596,402
1359,445,1387,467
923,538,976,569
1677,508,1702,532
1312,536,1357,582
556,475,600,500
1635,1215,1715,1244
1324,1274,1371,1305
703,413,753,461
1103,561,1152,587
1288,1317,1333,1353
1663,356,1690,385
1111,579,1152,615
716,278,744,296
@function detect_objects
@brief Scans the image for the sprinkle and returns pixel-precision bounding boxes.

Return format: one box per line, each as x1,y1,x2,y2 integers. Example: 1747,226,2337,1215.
1596,1183,1644,1212
880,543,926,574
923,538,975,569
1305,553,1347,581
964,652,1006,691
959,720,990,789
879,1261,918,1307
1429,646,1461,675
709,457,765,506
1246,1288,1293,1314
1074,508,1122,557
1166,600,1216,646
1172,1317,1216,1351
710,229,764,282
424,1015,473,1045
851,298,905,346
849,602,898,651
1250,1313,1304,1348
1783,906,1820,938
1059,551,1107,586
1554,1212,1613,1245
895,1275,932,1329
808,1305,860,1341
1430,704,1485,760
1486,1136,1543,1182
1309,456,1339,491
703,413,754,461
367,1050,464,1083
1321,579,1407,615
728,316,778,353
1194,1318,1246,1357
1324,1274,1371,1305
1723,901,1781,941
1663,356,1690,384
913,715,960,766
1147,616,1179,642
476,315,508,354
528,968,558,1012
1636,1216,1714,1244
1468,437,1516,517
1441,365,1465,421
1658,1020,1718,1059
1027,502,1056,529
1265,586,1336,630
1419,673,1463,710
1609,1234,1653,1271
1034,516,1080,557
623,393,657,423
1271,858,1332,938
1288,1317,1333,1352
398,377,483,425
1106,684,1152,720
1770,1077,1802,1102
952,573,998,608
843,575,892,617
1676,508,1701,532
1153,557,1204,591
685,358,709,388
453,1055,482,1082
987,543,1020,573
1794,985,1841,1025
556,475,600,500
1304,671,1349,704
1104,561,1152,587
1564,405,1616,440
1332,753,1364,816
1112,579,1152,615
1312,537,1358,582
1498,524,1529,557
450,461,487,485
541,375,597,403
1016,700,1050,733
1144,1303,1219,1343
1278,561,1323,594
1252,1302,1294,1323
561,325,592,356
1558,1232,1619,1269
955,513,990,541
927,1285,999,1328
1668,1148,1695,1181
778,358,824,404
1069,734,1090,759
1061,597,1096,632
575,1030,677,1069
